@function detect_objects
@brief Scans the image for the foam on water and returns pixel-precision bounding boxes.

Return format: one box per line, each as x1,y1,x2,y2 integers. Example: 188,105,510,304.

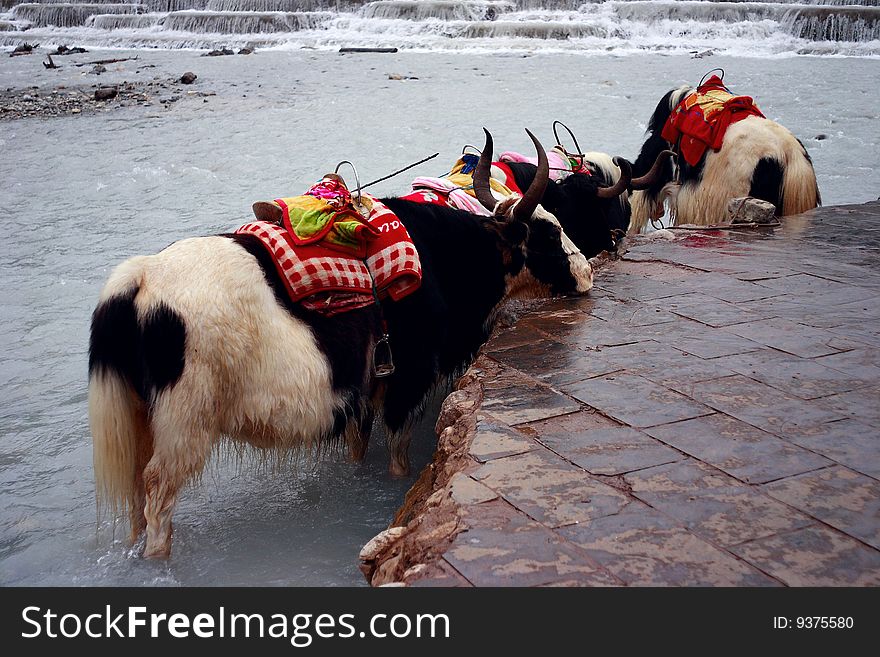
1,0,879,56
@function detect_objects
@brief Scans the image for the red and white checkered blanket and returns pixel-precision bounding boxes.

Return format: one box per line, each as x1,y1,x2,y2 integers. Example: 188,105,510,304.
236,195,421,316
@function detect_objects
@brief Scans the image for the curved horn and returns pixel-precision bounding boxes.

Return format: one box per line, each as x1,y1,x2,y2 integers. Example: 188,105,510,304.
513,128,549,221
630,150,676,191
596,156,632,199
473,127,497,212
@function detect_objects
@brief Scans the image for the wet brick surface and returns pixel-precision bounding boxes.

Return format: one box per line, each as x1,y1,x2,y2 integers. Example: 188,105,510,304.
409,202,880,586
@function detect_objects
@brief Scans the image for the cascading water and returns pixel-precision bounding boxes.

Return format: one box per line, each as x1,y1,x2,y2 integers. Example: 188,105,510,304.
1,0,878,54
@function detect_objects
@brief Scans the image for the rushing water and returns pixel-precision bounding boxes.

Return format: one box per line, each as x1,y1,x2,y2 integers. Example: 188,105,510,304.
1,0,879,56
0,16,878,585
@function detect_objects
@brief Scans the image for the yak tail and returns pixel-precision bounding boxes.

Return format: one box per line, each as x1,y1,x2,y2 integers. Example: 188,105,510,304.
88,257,153,537
781,141,821,216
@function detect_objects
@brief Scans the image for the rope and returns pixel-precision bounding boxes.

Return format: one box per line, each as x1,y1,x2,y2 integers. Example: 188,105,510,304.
357,152,439,192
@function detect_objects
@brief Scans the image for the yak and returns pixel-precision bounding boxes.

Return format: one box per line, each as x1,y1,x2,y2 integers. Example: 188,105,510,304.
629,78,820,230
88,130,592,558
485,141,670,256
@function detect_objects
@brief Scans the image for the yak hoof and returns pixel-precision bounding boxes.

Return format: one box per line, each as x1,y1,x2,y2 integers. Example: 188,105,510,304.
143,544,171,559
388,458,410,478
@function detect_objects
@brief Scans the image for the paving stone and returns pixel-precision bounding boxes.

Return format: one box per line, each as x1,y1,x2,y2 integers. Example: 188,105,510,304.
644,414,831,484
624,460,813,547
689,274,789,304
675,374,846,436
541,315,644,351
471,449,630,529
444,500,612,587
448,473,499,506
816,348,880,376
818,387,880,427
558,501,778,586
483,324,548,353
658,328,761,358
539,427,683,476
710,350,874,400
720,317,848,358
594,273,690,302
588,296,679,327
407,559,473,587
763,466,880,549
735,295,831,327
469,420,535,463
664,292,775,328
481,370,581,426
783,419,880,480
518,309,592,335
490,337,621,387
600,340,737,389
730,525,880,586
562,372,714,428
752,273,877,306
518,408,619,436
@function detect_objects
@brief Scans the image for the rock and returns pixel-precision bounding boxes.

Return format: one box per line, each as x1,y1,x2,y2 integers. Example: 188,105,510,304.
727,196,777,224
53,45,87,55
94,87,118,101
90,65,106,75
179,71,197,84
815,133,828,140
203,48,234,57
237,48,254,55
11,43,37,57
359,526,406,563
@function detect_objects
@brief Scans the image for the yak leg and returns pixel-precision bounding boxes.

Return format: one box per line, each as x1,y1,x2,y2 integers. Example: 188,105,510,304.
349,407,375,462
387,428,413,478
129,402,154,544
142,412,212,559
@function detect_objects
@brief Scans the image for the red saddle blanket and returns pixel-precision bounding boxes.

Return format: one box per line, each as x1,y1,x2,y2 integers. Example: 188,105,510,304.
661,75,765,167
236,182,421,317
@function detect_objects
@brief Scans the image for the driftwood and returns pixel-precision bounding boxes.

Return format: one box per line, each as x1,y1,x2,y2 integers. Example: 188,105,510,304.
74,56,138,67
339,47,398,54
43,55,59,69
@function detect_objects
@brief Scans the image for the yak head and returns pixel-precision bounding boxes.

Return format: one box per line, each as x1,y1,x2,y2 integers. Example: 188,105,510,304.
473,128,593,298
629,85,691,232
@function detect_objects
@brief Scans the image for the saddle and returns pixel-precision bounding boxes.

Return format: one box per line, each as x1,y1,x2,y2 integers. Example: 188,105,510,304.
662,75,765,167
238,175,422,317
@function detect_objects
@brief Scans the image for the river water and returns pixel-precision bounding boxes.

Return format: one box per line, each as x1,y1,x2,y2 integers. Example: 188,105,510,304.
0,6,878,586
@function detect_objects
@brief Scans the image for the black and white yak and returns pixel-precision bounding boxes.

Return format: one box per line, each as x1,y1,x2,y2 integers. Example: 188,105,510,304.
88,131,592,558
629,84,821,230
490,146,670,256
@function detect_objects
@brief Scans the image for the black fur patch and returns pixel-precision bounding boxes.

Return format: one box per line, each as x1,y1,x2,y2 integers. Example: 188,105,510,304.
505,162,623,258
749,157,784,214
633,87,692,201
89,290,186,401
377,199,508,432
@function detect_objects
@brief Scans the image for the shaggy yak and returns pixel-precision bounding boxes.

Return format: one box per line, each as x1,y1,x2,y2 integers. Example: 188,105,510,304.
629,75,820,230
88,130,593,557
495,146,672,255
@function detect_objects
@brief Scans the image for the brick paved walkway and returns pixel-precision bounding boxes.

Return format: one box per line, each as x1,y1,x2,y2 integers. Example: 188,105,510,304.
363,202,880,586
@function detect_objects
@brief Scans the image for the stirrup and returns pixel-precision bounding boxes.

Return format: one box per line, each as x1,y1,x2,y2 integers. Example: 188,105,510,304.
373,334,395,378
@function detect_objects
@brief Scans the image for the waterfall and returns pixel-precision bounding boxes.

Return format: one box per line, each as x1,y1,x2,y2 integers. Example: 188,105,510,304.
162,9,332,33
11,3,144,28
2,0,878,55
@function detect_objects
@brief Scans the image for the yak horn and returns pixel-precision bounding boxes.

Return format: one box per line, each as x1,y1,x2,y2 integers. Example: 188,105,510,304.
513,128,549,221
630,150,676,190
596,156,632,199
473,127,497,212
